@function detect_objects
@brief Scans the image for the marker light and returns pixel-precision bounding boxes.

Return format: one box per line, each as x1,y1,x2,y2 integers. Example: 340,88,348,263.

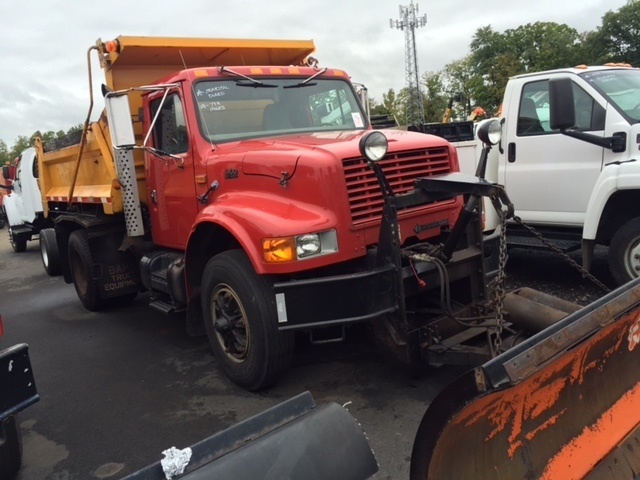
105,40,120,53
263,237,295,263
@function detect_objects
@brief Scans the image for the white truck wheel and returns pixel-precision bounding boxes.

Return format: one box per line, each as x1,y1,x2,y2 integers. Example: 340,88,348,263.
609,217,640,285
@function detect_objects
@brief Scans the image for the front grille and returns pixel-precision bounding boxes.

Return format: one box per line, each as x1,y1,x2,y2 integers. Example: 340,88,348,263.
343,147,452,225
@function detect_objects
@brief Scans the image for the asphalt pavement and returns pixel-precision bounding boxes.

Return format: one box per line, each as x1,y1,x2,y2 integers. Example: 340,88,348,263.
0,229,616,480
0,233,461,480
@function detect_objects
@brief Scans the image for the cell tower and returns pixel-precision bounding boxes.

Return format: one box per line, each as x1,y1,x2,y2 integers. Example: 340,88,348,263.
390,1,427,127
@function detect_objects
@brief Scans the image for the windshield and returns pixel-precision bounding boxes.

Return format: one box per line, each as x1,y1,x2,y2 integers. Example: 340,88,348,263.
193,77,367,142
581,69,640,121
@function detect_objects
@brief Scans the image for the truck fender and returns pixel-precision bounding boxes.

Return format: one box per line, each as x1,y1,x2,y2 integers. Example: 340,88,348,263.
188,193,338,276
582,160,640,241
2,194,21,227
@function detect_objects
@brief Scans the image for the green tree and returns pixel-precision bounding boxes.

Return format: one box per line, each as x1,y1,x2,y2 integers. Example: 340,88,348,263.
469,22,583,114
67,124,84,135
588,0,640,65
421,71,447,123
0,140,9,165
381,88,405,123
8,136,31,161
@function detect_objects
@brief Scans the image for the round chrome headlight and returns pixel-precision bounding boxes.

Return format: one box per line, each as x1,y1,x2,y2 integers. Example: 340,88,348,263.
476,119,501,146
359,131,388,162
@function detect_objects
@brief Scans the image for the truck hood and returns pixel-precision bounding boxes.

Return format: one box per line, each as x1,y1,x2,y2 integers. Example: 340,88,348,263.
238,129,449,179
240,131,364,180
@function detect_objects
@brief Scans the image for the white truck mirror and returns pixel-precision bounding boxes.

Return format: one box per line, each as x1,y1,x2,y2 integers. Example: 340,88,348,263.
105,94,136,148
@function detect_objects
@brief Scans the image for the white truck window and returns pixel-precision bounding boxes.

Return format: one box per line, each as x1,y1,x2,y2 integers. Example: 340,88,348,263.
518,80,602,135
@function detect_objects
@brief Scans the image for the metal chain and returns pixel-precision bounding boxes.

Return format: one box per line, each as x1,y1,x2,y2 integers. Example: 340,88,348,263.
511,215,611,293
487,208,509,354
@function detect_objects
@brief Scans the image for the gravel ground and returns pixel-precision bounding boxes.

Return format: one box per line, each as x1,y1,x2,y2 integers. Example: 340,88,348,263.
502,245,615,306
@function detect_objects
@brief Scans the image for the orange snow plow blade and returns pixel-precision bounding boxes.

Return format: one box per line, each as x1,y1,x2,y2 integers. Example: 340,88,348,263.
411,278,640,480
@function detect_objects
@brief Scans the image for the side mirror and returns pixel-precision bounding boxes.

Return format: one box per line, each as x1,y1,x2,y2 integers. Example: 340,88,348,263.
105,93,136,148
549,77,576,130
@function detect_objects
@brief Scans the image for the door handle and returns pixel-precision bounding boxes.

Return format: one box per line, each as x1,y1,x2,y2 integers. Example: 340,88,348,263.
508,142,516,163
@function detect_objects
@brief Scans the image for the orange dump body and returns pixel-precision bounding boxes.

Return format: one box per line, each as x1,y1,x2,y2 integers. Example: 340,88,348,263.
411,278,640,480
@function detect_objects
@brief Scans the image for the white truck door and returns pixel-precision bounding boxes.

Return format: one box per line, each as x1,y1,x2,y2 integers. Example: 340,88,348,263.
501,78,605,226
12,148,41,224
21,149,43,218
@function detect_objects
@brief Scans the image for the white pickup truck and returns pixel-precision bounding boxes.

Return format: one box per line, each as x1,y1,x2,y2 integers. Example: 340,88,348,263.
449,65,640,286
2,148,61,276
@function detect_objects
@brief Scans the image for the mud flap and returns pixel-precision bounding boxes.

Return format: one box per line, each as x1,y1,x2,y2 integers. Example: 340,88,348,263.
123,391,378,480
411,278,640,480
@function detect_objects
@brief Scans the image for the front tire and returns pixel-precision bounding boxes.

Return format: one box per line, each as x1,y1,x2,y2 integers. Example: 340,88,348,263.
609,217,640,286
201,250,294,391
68,229,103,311
8,227,26,253
40,228,62,276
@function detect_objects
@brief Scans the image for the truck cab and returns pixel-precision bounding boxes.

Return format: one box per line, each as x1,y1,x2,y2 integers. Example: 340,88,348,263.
4,148,46,251
465,65,640,285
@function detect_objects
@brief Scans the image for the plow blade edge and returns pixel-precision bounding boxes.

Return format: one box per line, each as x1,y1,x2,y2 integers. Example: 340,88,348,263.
411,279,640,480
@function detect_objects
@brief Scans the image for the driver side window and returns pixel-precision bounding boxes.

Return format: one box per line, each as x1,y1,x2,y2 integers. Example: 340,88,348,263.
517,80,604,136
150,94,189,154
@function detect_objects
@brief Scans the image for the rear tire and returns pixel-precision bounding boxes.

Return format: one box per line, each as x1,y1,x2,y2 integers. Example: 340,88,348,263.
609,217,640,286
40,228,62,276
0,416,22,480
68,229,104,311
8,227,26,253
201,250,294,391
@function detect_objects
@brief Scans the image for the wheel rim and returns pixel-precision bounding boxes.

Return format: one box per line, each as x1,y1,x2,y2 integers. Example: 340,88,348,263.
70,249,88,295
211,284,250,363
624,235,640,279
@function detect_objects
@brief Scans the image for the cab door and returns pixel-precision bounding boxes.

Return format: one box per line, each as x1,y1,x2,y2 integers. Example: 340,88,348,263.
501,78,606,226
145,92,198,248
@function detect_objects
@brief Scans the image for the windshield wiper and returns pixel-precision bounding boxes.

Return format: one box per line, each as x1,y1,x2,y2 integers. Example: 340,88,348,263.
284,68,328,88
236,80,277,88
218,66,276,88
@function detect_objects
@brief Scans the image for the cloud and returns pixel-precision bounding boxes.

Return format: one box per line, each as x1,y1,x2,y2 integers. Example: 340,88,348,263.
0,0,627,148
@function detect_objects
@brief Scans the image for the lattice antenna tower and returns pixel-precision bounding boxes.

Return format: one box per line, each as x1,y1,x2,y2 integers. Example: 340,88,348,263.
390,1,427,126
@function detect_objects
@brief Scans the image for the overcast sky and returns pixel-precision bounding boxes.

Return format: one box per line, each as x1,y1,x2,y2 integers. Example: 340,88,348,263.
0,0,629,149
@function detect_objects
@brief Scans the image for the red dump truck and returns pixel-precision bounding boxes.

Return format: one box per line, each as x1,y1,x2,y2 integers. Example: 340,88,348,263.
39,36,527,391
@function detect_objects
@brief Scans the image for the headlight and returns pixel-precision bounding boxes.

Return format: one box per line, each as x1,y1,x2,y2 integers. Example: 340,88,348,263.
296,234,321,258
476,119,501,146
359,131,388,162
263,229,338,263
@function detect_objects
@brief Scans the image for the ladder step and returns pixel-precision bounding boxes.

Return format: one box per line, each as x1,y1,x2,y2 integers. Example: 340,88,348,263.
149,299,178,314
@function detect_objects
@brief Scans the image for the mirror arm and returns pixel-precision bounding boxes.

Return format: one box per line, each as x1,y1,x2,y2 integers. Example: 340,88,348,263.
561,129,626,153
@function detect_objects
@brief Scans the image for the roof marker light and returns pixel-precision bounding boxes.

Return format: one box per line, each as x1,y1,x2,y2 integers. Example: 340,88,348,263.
105,40,120,53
